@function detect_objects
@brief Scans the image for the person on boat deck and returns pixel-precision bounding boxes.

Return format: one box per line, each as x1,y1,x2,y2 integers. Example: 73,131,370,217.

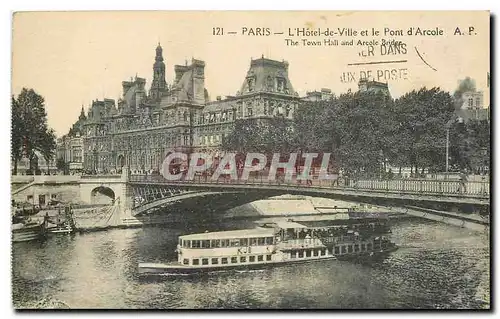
305,233,311,243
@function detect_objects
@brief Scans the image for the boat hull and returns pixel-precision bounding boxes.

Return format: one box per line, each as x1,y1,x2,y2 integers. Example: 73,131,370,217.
138,246,398,275
139,255,338,275
12,232,42,243
12,225,45,243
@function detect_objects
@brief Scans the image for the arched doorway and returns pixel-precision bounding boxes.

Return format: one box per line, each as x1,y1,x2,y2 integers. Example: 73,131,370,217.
90,186,115,205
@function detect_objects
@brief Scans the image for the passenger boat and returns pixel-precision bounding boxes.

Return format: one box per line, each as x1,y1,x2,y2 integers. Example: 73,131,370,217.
138,220,397,274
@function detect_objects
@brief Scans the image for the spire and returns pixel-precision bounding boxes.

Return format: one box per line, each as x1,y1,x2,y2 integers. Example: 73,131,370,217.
79,105,87,120
155,42,163,62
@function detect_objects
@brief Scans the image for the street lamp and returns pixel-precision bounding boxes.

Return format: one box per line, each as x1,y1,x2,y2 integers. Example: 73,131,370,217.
445,117,463,178
93,149,98,174
445,126,450,176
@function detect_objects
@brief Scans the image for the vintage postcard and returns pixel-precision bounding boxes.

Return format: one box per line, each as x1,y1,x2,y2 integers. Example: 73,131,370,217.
11,11,490,310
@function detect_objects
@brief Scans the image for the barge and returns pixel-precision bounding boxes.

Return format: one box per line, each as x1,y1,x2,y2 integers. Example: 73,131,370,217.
12,221,46,243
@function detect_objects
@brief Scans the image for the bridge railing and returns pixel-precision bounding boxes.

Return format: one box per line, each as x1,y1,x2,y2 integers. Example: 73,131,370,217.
128,174,489,198
81,174,121,179
346,179,489,196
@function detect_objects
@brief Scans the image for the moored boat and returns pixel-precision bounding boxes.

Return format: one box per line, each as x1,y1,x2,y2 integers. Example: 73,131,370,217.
12,221,46,243
46,206,76,235
138,220,397,275
48,223,73,234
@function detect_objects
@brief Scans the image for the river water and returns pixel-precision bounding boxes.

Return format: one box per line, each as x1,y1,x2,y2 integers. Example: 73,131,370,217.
12,218,490,309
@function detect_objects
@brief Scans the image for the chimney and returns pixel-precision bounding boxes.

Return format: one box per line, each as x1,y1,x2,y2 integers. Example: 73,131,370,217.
122,81,133,96
321,88,332,100
174,65,189,83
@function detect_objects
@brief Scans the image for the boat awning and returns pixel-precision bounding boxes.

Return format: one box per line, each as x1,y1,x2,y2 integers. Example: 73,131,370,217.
275,221,308,230
180,228,276,241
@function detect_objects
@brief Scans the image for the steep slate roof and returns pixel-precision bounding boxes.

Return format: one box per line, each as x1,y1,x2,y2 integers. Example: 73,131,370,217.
237,57,297,96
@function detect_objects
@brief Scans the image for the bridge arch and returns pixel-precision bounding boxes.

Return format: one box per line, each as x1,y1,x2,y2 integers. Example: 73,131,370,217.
90,186,116,205
131,188,287,216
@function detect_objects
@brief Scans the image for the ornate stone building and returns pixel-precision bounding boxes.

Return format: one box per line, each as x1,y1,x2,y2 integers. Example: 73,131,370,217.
301,88,333,102
456,89,490,122
55,106,86,174
80,45,301,174
358,78,391,97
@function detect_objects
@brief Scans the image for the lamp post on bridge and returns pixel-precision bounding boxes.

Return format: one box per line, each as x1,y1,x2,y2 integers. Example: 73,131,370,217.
445,117,463,179
445,127,450,177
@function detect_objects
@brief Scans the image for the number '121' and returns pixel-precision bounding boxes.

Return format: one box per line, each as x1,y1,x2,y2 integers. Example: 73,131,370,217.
213,27,224,36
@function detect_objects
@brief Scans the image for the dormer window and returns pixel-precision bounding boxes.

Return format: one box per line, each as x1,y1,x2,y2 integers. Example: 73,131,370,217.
247,77,255,92
266,76,274,91
277,78,286,93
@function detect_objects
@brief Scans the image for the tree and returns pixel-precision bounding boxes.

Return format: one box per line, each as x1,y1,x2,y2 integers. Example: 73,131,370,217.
449,119,490,173
11,96,24,175
222,116,299,171
261,116,296,155
221,118,267,154
293,100,331,153
332,90,393,177
222,86,463,179
56,157,68,174
11,88,57,175
39,128,57,174
393,87,455,175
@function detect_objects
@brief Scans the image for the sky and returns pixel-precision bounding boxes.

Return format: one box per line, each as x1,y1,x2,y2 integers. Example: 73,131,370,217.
12,11,490,137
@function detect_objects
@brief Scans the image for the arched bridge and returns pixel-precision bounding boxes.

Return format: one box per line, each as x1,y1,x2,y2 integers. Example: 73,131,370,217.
127,174,490,216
